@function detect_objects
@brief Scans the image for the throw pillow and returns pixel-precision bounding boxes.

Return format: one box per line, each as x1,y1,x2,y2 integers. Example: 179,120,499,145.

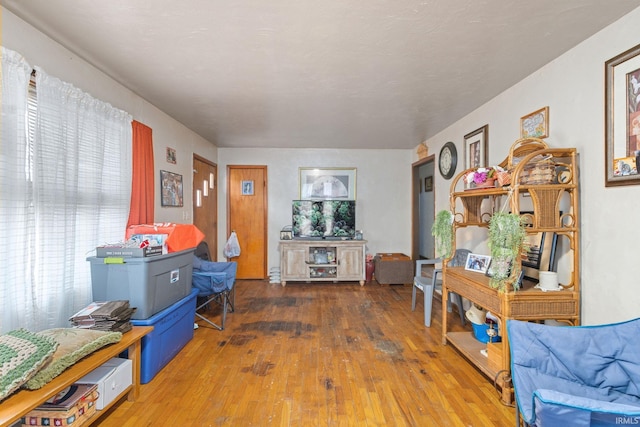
23,328,122,390
0,329,58,401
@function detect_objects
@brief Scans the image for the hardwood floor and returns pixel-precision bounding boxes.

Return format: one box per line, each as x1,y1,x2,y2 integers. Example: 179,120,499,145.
94,280,516,426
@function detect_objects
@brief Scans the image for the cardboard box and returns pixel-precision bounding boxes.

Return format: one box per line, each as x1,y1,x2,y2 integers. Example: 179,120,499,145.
374,253,414,284
76,358,132,410
487,342,503,372
87,248,195,319
131,288,198,384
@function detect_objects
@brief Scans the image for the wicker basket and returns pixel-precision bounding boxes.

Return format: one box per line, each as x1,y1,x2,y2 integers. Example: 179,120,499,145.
519,156,556,184
496,171,511,186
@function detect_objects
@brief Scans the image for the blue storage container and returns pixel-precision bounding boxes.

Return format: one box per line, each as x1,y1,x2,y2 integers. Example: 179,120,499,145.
471,322,502,344
131,288,198,384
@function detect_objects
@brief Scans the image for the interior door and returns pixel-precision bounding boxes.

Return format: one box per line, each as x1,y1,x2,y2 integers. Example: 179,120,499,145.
412,155,436,260
193,155,217,260
227,165,267,279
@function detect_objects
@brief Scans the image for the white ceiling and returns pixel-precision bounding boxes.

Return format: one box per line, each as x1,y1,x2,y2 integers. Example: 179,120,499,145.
3,1,640,149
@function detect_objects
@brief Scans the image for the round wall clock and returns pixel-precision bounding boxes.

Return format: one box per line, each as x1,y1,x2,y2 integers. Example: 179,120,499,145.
438,141,457,179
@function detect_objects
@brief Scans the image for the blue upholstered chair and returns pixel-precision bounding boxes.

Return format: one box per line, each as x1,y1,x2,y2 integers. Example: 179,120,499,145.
508,318,640,427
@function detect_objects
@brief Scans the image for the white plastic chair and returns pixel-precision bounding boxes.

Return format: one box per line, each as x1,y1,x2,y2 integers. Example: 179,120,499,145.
412,249,469,327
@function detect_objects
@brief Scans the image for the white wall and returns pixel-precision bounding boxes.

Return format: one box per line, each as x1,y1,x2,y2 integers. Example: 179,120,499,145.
1,8,218,227
218,148,412,267
424,7,640,325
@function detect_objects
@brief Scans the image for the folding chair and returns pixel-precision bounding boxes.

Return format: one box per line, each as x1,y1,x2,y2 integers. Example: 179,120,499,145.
509,318,640,426
192,251,237,330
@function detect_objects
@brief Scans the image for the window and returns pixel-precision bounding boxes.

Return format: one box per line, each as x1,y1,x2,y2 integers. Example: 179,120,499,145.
1,47,133,332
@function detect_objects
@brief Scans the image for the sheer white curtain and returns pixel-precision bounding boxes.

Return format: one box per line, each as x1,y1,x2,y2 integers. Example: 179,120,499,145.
1,48,33,332
1,46,133,333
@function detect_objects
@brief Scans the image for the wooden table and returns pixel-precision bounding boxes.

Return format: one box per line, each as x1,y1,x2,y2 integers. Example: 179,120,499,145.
0,326,153,427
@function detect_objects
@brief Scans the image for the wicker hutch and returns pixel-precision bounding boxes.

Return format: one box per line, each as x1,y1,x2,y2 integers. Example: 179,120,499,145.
441,138,580,404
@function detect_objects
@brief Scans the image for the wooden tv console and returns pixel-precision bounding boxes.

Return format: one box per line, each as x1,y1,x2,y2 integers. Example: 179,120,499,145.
0,326,153,427
279,239,367,286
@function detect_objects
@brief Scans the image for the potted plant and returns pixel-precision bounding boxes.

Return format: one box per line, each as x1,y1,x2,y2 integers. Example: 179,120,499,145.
432,210,454,258
487,212,528,292
464,166,505,189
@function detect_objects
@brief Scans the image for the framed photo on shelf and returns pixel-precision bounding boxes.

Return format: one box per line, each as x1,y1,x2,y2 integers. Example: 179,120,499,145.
160,170,183,207
520,107,549,138
464,253,491,274
299,167,356,200
463,124,488,170
605,42,640,186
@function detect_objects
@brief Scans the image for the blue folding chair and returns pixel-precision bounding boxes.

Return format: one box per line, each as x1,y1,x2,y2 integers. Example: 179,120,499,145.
192,248,237,330
508,318,640,426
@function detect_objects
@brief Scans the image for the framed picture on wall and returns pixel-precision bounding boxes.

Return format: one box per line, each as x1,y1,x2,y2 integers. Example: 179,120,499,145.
520,107,549,138
424,175,433,192
299,167,356,200
463,125,488,170
166,147,177,164
605,42,640,186
242,180,254,195
160,170,183,207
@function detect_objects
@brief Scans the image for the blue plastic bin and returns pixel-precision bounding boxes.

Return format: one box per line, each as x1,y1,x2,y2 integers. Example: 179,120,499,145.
471,322,502,344
131,288,198,383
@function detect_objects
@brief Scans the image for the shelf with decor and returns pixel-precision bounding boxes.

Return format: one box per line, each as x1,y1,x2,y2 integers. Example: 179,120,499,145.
441,138,580,404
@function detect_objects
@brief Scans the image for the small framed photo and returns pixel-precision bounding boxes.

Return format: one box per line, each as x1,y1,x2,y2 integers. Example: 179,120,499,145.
241,180,254,195
166,147,177,164
424,175,433,192
520,107,549,138
464,253,491,274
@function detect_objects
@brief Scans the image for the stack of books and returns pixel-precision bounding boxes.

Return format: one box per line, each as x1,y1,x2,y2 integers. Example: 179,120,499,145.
70,301,136,333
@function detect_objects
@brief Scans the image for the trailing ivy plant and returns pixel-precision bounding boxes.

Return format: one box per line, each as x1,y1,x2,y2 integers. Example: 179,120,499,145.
488,212,528,292
432,210,454,259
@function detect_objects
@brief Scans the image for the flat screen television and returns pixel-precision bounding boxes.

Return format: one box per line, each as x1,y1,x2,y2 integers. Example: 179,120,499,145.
292,200,356,239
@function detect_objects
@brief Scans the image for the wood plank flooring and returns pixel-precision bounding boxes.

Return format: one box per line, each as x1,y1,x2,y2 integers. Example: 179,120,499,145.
94,280,516,426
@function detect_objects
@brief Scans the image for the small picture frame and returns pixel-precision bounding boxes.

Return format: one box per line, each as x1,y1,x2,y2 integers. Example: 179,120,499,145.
280,230,292,240
241,180,254,195
464,253,491,274
463,125,489,170
520,107,549,138
166,147,177,164
424,175,433,192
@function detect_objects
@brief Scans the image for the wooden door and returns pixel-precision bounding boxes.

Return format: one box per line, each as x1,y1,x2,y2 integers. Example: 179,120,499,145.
227,165,267,279
193,155,217,260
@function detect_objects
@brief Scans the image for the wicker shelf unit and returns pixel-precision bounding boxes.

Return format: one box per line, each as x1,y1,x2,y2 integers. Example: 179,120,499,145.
441,139,580,404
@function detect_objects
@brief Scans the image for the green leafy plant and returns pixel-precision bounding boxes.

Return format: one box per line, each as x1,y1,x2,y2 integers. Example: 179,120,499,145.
488,212,528,292
432,210,454,259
